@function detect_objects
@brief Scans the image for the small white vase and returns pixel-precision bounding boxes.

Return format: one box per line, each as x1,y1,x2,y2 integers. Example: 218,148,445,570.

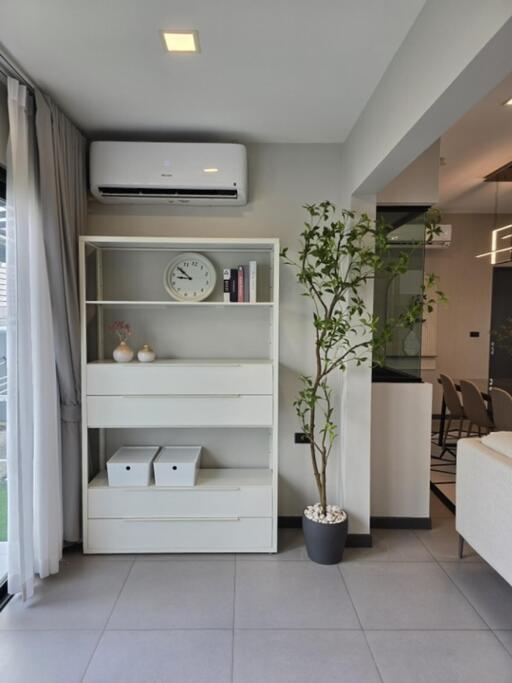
137,344,156,363
113,341,134,363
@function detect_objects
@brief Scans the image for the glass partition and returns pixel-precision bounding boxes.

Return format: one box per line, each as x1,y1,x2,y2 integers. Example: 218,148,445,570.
372,206,428,382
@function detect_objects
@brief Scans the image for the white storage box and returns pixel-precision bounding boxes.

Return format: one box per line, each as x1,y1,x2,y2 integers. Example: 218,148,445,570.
106,446,160,487
153,446,202,487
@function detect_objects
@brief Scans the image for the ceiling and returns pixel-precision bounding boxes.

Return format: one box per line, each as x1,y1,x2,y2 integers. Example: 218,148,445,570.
439,72,512,213
1,0,425,143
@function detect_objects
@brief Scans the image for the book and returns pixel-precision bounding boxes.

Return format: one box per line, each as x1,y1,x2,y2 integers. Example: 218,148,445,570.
223,268,231,303
237,265,244,303
249,260,257,303
243,265,249,302
229,268,238,302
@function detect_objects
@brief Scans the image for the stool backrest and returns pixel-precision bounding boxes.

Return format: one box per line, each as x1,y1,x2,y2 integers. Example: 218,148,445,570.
460,380,493,429
440,374,463,418
490,387,512,431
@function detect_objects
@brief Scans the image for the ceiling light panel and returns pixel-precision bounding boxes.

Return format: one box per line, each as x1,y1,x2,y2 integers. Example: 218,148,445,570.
161,30,200,53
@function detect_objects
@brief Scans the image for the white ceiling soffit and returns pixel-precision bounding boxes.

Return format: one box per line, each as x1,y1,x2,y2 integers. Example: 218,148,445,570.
439,72,512,213
0,0,425,143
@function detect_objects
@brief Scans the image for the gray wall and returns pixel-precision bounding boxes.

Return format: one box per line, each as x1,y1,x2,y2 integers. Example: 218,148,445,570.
87,142,344,515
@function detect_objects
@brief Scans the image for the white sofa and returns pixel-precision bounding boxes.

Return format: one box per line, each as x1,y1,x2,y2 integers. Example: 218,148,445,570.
456,434,512,586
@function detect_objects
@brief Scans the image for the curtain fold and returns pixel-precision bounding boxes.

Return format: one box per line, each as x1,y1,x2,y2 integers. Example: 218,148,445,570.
6,78,62,599
35,93,86,543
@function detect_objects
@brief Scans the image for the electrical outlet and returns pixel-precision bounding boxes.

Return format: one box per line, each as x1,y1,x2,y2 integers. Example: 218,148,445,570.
294,432,311,444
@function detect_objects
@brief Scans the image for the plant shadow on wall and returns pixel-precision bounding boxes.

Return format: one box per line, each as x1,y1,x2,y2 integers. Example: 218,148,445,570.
281,203,444,564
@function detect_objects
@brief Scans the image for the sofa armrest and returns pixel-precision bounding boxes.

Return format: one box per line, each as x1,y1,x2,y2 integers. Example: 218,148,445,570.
456,438,512,585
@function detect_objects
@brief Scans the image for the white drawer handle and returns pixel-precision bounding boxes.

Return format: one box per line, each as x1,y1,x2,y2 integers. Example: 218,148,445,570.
117,394,242,399
122,516,240,523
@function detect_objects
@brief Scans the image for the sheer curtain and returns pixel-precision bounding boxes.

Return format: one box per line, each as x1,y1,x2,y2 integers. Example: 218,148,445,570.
35,93,86,543
6,77,62,599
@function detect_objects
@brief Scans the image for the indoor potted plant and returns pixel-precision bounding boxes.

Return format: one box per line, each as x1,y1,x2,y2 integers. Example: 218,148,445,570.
282,202,442,564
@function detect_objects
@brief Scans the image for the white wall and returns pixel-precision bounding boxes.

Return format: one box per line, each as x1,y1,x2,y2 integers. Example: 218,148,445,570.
87,142,344,516
343,2,512,196
0,81,7,166
371,383,432,519
377,141,440,206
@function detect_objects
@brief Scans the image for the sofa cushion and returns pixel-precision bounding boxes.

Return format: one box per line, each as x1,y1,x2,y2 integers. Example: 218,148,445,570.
481,431,512,459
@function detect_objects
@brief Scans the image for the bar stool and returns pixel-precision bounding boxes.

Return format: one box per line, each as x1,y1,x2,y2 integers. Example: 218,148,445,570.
439,374,466,457
490,387,512,431
460,380,494,437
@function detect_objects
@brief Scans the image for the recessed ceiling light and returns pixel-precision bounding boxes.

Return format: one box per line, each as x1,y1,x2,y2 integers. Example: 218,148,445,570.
161,30,200,53
503,97,512,106
203,168,218,173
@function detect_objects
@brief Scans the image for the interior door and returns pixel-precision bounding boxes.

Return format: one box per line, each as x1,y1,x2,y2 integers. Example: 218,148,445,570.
489,266,512,390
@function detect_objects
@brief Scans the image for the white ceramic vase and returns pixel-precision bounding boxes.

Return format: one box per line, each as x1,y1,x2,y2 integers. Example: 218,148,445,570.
113,341,134,363
137,344,156,363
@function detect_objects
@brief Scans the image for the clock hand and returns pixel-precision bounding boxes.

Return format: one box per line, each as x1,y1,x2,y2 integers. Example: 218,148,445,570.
177,266,192,280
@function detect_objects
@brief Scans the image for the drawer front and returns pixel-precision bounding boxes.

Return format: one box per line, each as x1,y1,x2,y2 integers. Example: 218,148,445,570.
88,486,272,519
87,517,273,553
87,363,272,396
86,395,273,428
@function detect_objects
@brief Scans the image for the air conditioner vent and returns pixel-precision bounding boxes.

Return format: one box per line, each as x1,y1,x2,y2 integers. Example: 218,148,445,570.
97,186,238,199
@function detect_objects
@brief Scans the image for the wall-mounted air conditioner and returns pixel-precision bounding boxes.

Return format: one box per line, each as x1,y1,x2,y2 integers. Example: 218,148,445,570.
426,224,452,249
389,223,452,249
89,141,247,206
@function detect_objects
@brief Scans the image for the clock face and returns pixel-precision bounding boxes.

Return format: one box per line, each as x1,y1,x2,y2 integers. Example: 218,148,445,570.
163,252,217,302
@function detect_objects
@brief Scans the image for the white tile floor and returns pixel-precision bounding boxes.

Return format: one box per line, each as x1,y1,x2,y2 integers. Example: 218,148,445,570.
1,494,512,683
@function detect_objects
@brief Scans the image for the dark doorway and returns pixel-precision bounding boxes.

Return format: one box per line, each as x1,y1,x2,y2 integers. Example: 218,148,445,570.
490,266,512,391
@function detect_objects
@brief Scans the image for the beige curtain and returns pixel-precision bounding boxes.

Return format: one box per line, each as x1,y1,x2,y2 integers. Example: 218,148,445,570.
35,92,86,543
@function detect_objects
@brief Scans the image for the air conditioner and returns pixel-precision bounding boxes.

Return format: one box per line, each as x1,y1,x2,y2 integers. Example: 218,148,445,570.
89,141,247,206
426,224,452,249
389,224,452,249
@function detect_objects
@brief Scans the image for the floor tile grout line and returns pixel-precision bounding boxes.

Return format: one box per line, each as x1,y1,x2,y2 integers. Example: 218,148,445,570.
434,560,512,661
414,522,504,638
337,564,385,683
79,556,136,683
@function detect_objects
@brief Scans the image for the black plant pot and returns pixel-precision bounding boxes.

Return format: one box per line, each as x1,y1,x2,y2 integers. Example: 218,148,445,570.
302,512,348,564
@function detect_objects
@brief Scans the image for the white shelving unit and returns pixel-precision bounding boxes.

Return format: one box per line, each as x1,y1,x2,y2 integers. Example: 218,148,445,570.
80,236,279,554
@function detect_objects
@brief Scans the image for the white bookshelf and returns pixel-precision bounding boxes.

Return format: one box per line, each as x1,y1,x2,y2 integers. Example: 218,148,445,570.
80,236,279,554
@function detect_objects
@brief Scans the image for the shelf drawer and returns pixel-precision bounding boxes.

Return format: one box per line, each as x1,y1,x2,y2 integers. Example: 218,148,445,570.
86,395,273,427
88,485,272,519
87,362,273,396
86,517,273,553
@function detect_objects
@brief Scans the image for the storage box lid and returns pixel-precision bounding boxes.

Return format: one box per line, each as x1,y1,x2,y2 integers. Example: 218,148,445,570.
155,446,202,464
108,446,160,464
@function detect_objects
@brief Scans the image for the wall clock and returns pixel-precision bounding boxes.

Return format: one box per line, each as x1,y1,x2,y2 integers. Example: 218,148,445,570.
163,252,217,302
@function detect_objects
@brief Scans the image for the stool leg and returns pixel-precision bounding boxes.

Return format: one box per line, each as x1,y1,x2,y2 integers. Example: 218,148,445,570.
458,535,464,559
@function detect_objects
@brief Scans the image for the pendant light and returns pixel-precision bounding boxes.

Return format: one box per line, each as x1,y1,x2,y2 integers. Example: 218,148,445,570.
476,181,512,263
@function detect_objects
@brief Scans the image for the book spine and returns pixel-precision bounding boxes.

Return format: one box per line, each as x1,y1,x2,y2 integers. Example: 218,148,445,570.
223,268,231,303
229,268,238,302
237,266,244,303
243,266,249,302
249,260,257,303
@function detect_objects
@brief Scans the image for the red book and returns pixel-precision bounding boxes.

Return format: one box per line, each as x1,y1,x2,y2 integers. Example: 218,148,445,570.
237,266,244,303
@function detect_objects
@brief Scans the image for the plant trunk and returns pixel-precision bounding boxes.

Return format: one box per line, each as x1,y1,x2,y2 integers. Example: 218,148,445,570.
320,469,327,515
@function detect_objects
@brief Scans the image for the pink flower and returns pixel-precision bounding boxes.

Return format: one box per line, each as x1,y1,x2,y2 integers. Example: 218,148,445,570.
108,320,133,342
